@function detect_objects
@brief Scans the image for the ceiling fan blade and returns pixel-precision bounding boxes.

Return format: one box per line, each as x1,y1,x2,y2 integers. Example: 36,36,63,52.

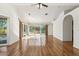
31,3,37,6
42,4,48,7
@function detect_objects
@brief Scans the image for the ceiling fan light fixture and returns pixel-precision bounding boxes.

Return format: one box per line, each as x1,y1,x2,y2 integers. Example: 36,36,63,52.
36,3,43,9
34,3,48,9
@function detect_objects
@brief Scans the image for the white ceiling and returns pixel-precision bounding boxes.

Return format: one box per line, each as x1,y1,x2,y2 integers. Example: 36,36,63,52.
11,3,79,24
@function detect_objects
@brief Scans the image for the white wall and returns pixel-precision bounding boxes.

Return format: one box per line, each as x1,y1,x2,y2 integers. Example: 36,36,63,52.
0,4,19,45
53,12,64,41
53,7,79,49
48,24,53,35
65,7,79,49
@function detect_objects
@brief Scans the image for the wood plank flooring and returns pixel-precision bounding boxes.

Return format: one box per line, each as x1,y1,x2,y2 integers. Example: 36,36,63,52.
0,36,79,56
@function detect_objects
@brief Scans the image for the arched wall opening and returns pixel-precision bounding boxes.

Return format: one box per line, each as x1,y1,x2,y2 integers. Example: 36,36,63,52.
63,15,73,43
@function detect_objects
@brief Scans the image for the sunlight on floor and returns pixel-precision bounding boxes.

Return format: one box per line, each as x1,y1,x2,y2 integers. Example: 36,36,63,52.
0,46,8,56
23,34,46,46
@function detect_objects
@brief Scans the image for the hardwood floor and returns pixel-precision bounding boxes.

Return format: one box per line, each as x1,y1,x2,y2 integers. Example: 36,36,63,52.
0,36,79,56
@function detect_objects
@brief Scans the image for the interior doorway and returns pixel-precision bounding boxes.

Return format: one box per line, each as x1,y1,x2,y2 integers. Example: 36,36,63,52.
63,15,73,44
19,22,48,47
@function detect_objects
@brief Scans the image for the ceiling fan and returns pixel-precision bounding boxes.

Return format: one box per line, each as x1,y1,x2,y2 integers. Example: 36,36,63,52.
33,3,48,9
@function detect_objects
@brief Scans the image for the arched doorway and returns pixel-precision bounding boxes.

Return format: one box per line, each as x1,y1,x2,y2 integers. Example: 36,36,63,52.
63,15,73,44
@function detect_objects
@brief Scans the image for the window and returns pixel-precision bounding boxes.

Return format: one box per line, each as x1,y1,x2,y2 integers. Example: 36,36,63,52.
24,25,45,35
40,25,45,34
24,25,28,35
29,26,40,34
0,18,7,44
